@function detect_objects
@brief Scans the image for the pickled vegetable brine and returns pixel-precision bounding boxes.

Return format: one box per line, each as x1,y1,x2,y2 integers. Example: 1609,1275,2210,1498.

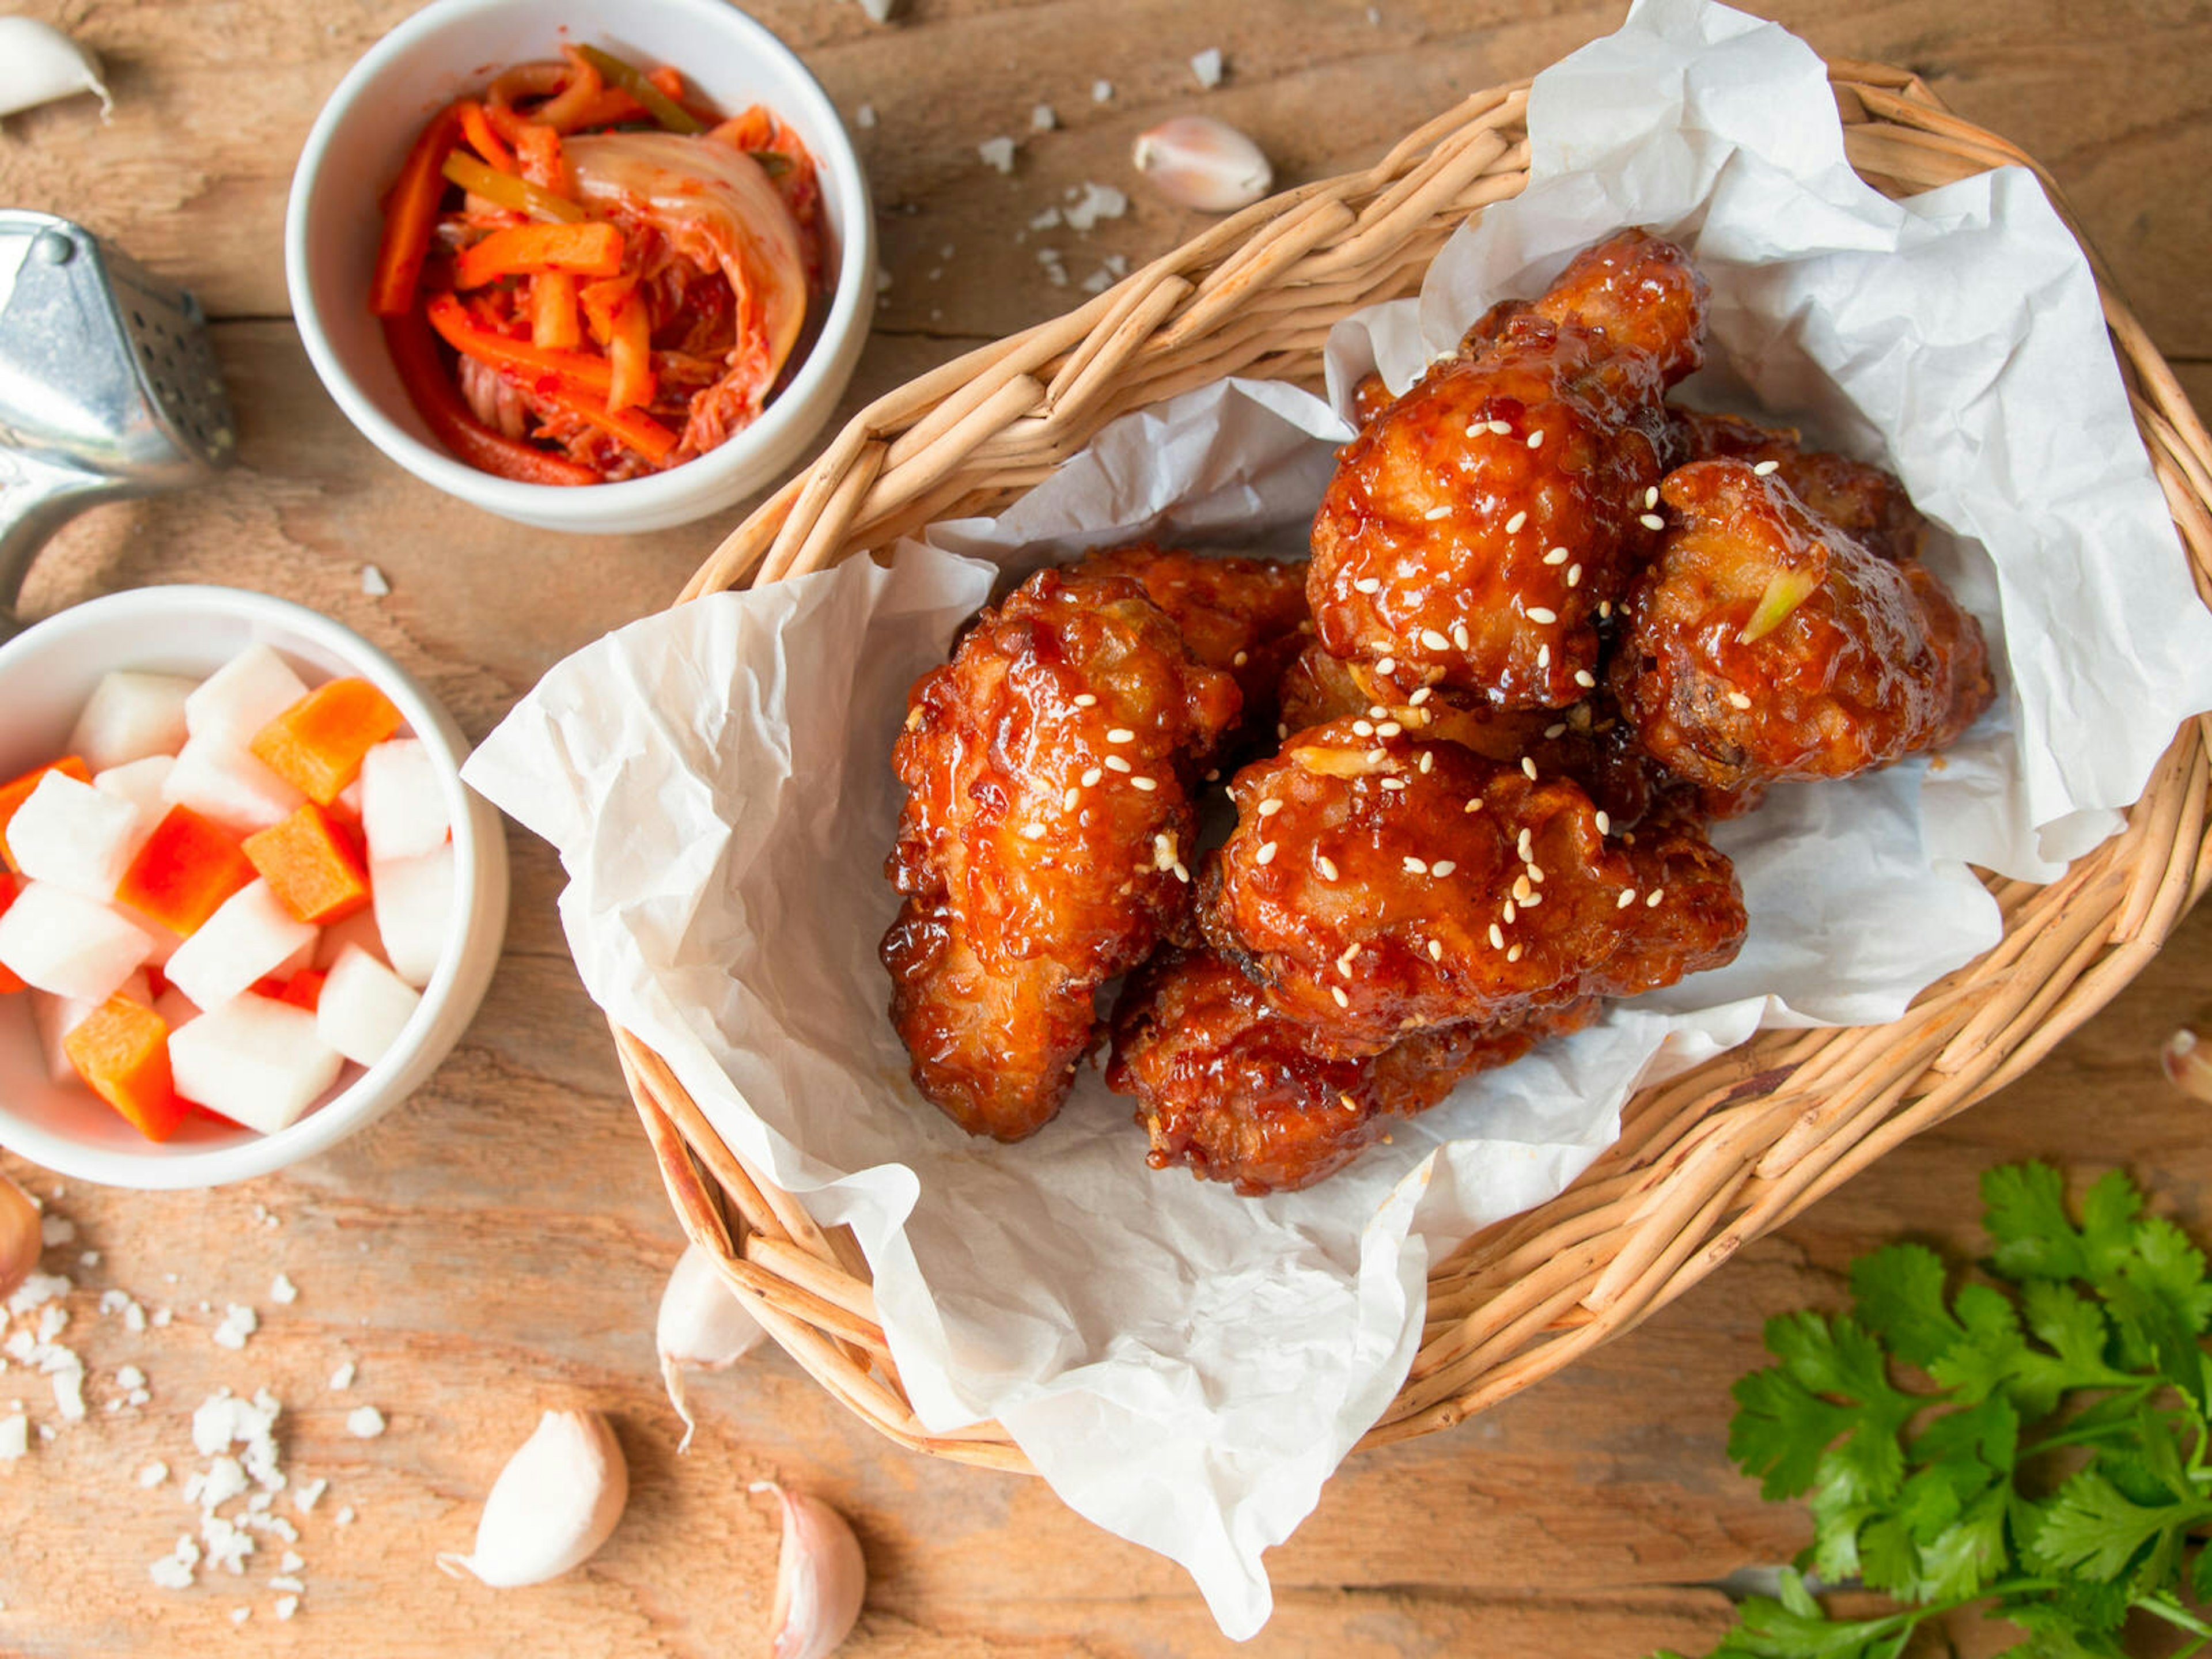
369,42,827,484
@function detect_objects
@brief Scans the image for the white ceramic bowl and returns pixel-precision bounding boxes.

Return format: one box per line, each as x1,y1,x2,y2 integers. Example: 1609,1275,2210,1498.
284,0,874,534
0,588,509,1188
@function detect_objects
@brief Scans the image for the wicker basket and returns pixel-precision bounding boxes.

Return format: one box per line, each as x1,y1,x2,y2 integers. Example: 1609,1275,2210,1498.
616,60,2212,1474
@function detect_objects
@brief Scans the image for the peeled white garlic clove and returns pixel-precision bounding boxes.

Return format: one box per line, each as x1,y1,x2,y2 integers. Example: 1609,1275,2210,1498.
657,1241,767,1454
0,20,113,121
437,1410,628,1588
754,1482,866,1659
0,1175,39,1302
1131,116,1272,213
2163,1022,2212,1103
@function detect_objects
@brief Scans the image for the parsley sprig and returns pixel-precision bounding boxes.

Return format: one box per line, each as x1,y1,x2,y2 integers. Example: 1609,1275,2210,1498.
1661,1162,2212,1658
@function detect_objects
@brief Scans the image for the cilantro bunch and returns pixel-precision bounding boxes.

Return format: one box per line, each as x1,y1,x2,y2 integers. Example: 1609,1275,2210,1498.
1663,1162,2212,1658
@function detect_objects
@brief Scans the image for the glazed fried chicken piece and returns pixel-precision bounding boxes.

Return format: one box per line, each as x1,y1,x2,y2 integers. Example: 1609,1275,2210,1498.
1074,543,1312,738
1196,717,1747,1053
1107,949,1597,1195
1668,407,1928,565
1608,460,1994,794
882,568,1242,1139
1309,234,1707,709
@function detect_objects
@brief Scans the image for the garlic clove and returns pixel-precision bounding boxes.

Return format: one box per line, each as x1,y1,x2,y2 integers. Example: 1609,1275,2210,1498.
753,1482,866,1659
2163,1022,2212,1103
0,1174,39,1302
0,19,112,121
657,1241,767,1454
437,1409,628,1588
1131,116,1272,213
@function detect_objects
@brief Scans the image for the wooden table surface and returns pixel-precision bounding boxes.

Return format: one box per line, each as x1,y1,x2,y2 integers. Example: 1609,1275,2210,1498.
2,2,2208,1654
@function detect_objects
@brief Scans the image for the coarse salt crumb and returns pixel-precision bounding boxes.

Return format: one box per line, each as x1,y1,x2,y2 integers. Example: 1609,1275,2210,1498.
335,1506,355,1527
1030,103,1056,131
116,1363,146,1390
274,1596,300,1621
77,1251,99,1268
1190,47,1225,88
292,1477,327,1514
280,1551,304,1574
137,1460,168,1487
854,102,877,129
359,565,391,599
1092,78,1113,103
1063,181,1128,232
150,1308,172,1328
39,1215,74,1248
328,1360,355,1392
346,1406,385,1440
213,1305,257,1351
268,1275,297,1307
269,1575,304,1594
978,136,1017,175
230,1608,250,1626
0,1415,25,1460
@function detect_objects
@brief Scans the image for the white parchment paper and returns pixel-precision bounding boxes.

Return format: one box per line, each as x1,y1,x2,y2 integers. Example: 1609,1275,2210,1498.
463,0,2212,1637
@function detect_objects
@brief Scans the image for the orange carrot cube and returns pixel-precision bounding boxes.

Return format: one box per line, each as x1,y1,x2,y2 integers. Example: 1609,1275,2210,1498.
0,874,21,994
247,679,404,806
242,804,371,925
117,806,257,935
276,969,326,1012
63,995,184,1142
0,757,92,872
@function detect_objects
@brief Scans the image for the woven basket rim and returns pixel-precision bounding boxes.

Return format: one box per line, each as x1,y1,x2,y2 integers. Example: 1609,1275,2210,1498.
618,54,2212,1476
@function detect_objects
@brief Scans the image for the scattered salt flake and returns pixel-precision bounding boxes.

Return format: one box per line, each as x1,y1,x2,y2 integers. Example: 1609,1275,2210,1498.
268,1274,297,1306
150,1308,172,1328
1063,181,1128,232
98,1289,129,1316
854,101,876,129
116,1363,145,1390
293,1477,327,1514
35,1424,52,1442
359,565,390,597
335,1505,355,1527
137,1460,168,1487
274,1596,299,1621
977,136,1017,175
8,1272,69,1316
230,1608,250,1626
1191,47,1225,88
128,1387,149,1406
124,1302,146,1333
1368,4,1381,21
1092,78,1113,103
269,1575,304,1593
1030,102,1056,131
0,1415,25,1460
212,1304,256,1350
1028,205,1062,231
149,1540,198,1591
328,1360,355,1391
40,1215,74,1247
279,1550,303,1574
346,1405,385,1440
51,1359,85,1422
77,1250,99,1267
855,0,895,20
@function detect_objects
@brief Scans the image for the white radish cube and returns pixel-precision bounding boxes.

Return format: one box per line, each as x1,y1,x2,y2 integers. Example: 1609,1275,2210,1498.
336,779,364,820
317,944,421,1067
359,741,449,863
113,906,182,969
0,882,153,1001
271,934,320,983
314,907,387,971
370,846,452,988
184,645,309,750
153,985,200,1035
68,671,197,771
161,738,303,838
168,994,342,1135
161,880,317,1014
8,771,152,898
32,971,153,1086
93,755,175,823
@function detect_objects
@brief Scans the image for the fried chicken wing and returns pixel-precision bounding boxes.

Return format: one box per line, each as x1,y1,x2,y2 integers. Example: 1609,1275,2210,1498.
1668,407,1927,564
1608,459,1994,793
1531,228,1711,384
1196,718,1747,1051
1107,949,1597,1194
883,568,1243,1139
1073,543,1312,738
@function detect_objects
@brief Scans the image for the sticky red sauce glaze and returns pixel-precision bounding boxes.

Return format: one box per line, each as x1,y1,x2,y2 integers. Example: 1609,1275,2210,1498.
1195,717,1746,1054
1106,948,1598,1195
1666,407,1928,565
1608,460,1995,793
882,569,1241,1140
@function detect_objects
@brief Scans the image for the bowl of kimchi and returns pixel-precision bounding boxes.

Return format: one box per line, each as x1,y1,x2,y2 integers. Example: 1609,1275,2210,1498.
285,0,874,533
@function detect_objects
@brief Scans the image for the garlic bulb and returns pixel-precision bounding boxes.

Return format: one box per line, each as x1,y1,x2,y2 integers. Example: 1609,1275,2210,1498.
1132,116,1272,213
754,1482,866,1659
437,1410,628,1588
2162,1021,2212,1103
657,1242,767,1454
0,20,112,121
0,1175,39,1302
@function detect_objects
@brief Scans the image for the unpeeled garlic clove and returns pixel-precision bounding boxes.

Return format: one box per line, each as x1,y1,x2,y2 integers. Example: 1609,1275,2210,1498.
657,1241,767,1454
437,1410,628,1588
2163,1022,2212,1103
0,1175,39,1302
753,1482,866,1659
0,20,112,121
1132,116,1272,213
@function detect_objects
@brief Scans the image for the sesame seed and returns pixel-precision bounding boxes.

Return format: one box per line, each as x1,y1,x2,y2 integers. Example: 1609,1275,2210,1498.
1411,687,1433,706
1105,755,1132,773
1429,938,1445,960
1352,719,1374,737
1505,511,1528,534
1503,900,1516,922
1506,944,1522,962
1639,513,1665,531
1574,670,1596,688
1380,777,1407,791
1431,859,1456,878
1543,546,1569,565
1544,723,1567,740
1644,486,1659,509
1174,863,1190,882
1259,797,1283,817
1318,855,1340,881
1528,863,1544,883
1753,459,1781,476
1256,840,1278,865
1527,430,1546,449
1377,721,1402,737
1465,797,1484,813
1081,767,1103,786
1513,874,1533,903
1340,1093,1358,1112
1595,811,1611,835
1107,727,1135,743
1527,606,1557,624
1278,723,1289,740
1726,691,1753,710
1598,600,1612,619
1521,757,1538,779
1354,576,1383,594
1233,650,1249,667
1488,923,1505,949
1522,890,1543,907
1418,751,1433,774
1421,628,1452,652
1424,505,1452,521
1517,829,1533,859
1368,704,1391,719
1566,563,1582,588
1488,419,1513,435
1537,644,1551,669
1063,787,1079,811
1452,623,1471,651
1074,694,1097,707
1647,888,1665,907
1131,775,1158,791
1331,985,1350,1008
1618,888,1636,908
1377,657,1396,675
1404,856,1428,874
1368,747,1388,763
1022,823,1047,839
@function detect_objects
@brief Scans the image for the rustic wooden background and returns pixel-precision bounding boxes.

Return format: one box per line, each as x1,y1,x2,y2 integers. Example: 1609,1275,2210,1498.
1,1,2207,1654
